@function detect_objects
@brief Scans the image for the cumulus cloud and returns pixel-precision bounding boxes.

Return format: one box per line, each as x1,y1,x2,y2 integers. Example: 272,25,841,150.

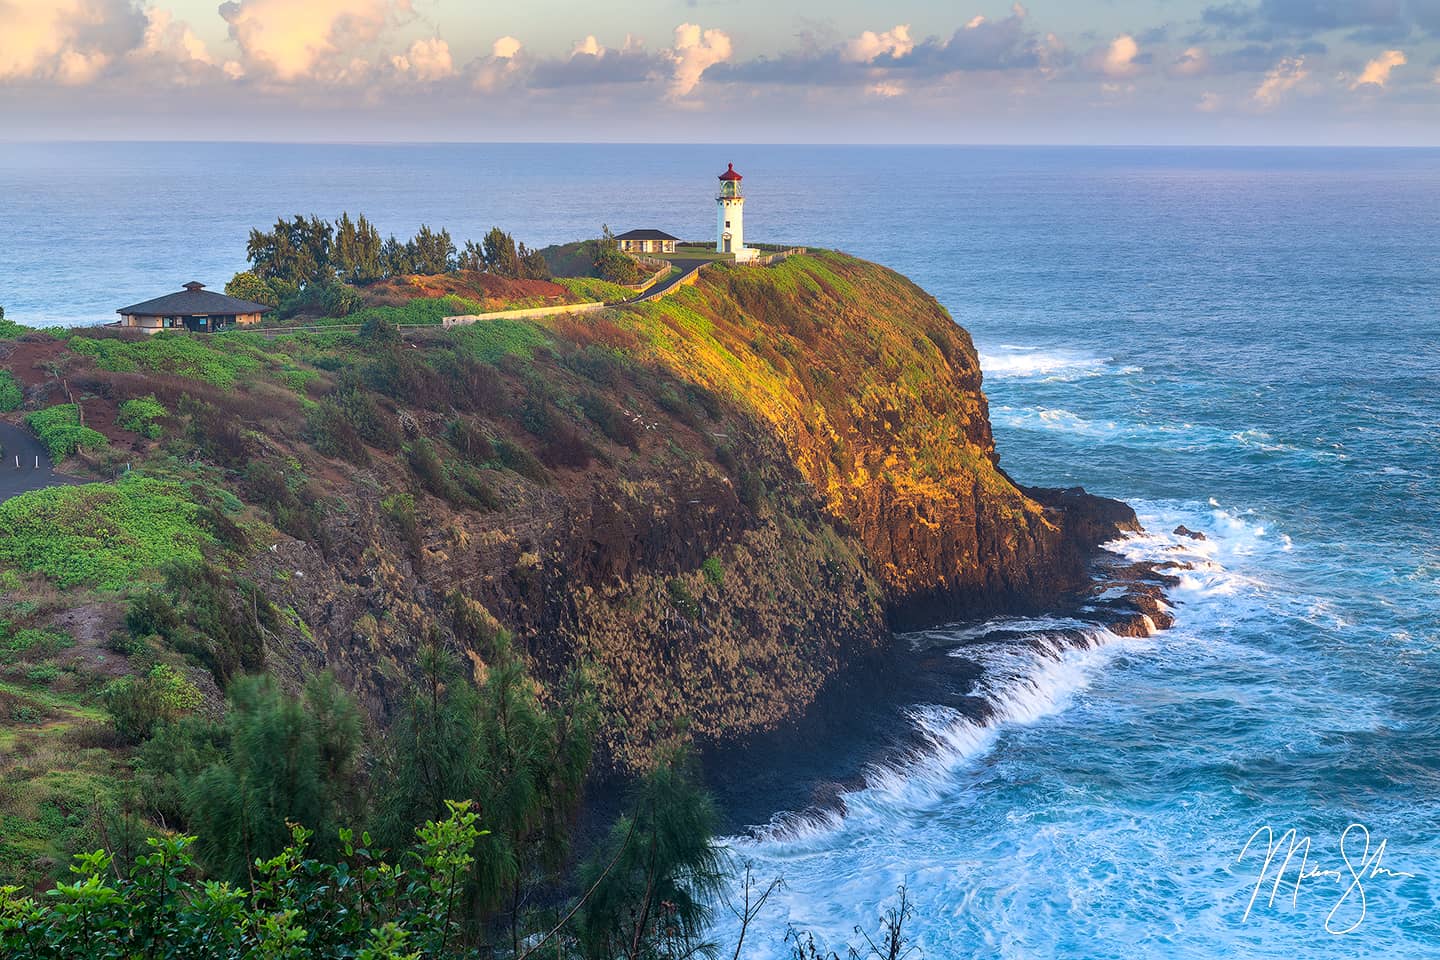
1252,55,1307,105
1350,49,1406,88
1197,90,1222,111
0,0,146,84
467,36,524,91
844,25,914,63
868,80,905,97
1100,34,1140,76
571,35,604,58
390,36,452,81
668,23,731,97
140,8,213,65
218,0,407,81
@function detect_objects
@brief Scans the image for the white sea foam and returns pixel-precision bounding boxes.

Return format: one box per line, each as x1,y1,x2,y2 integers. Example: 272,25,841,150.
979,347,1137,382
743,501,1279,847
751,626,1141,844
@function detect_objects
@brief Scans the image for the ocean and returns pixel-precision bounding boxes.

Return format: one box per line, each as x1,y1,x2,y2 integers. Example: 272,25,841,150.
3,144,1438,956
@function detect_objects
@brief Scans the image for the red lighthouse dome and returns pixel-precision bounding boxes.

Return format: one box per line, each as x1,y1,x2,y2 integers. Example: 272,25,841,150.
718,162,742,181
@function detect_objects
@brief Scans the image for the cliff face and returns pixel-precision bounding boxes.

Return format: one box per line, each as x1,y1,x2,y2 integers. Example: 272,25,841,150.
0,251,1138,773
622,253,1130,628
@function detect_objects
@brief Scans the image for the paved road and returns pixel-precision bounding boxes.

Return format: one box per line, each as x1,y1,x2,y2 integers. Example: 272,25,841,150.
623,259,708,304
0,422,83,501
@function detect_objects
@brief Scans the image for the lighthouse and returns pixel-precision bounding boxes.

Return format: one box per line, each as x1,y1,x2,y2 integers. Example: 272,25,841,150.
716,162,755,262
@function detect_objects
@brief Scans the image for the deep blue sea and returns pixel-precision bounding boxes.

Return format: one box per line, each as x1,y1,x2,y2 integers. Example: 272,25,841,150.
3,144,1438,956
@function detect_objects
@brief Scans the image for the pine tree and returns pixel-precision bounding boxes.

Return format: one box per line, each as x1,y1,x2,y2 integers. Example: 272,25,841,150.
183,674,362,882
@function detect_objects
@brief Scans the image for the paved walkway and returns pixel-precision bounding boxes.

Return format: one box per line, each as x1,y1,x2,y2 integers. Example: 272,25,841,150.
0,422,83,502
623,259,708,304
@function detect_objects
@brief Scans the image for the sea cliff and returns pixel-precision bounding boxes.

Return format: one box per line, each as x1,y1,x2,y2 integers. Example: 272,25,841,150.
0,251,1161,784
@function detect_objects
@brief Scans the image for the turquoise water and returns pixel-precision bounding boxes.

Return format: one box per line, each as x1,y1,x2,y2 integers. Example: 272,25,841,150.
3,145,1438,955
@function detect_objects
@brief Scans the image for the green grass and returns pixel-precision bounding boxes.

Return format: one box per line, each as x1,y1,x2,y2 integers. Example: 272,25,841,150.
0,474,213,590
67,331,266,388
451,317,552,363
25,404,108,461
309,294,486,328
553,277,635,303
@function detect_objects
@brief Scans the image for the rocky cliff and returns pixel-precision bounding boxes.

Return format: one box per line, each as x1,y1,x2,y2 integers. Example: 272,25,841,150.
0,251,1149,774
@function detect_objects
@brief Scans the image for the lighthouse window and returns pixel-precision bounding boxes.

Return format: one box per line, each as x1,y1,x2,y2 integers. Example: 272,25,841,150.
725,220,731,228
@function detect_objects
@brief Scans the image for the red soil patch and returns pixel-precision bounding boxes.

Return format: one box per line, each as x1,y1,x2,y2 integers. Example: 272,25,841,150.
360,271,579,310
0,336,70,389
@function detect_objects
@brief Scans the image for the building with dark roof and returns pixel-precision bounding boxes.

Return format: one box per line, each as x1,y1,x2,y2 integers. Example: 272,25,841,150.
614,229,678,255
116,281,272,334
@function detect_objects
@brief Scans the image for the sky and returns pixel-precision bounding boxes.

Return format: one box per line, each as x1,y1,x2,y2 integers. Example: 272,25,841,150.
1,0,1438,143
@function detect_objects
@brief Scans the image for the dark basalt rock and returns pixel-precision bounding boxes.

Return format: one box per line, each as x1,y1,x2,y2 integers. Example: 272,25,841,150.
1173,525,1207,541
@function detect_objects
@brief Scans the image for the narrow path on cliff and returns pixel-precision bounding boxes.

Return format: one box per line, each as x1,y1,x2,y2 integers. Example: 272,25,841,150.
619,258,708,304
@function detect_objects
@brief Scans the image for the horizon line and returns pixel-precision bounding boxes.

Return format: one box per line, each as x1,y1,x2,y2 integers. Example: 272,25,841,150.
3,139,1440,150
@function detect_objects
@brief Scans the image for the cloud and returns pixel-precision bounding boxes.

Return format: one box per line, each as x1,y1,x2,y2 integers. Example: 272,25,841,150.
571,35,604,58
668,23,732,97
218,0,407,81
528,34,660,88
868,81,905,97
1350,48,1406,87
390,36,452,81
467,36,524,91
492,36,522,60
845,25,914,63
1252,55,1307,104
0,0,146,84
1101,34,1140,76
903,7,1055,74
1197,90,1222,110
1171,46,1210,76
1201,1,1429,42
140,8,212,65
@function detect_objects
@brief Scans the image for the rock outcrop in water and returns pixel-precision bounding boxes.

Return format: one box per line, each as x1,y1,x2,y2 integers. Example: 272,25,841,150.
0,250,1159,773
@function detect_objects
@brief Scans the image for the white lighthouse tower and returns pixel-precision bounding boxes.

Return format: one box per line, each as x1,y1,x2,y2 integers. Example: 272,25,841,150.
716,162,756,262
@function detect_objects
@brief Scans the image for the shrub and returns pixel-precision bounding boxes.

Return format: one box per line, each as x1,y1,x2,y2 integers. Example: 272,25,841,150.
25,664,61,684
67,331,265,389
331,384,401,451
666,577,700,619
183,399,252,467
159,560,275,685
701,556,724,586
117,395,167,438
126,589,180,640
0,628,74,663
382,492,422,561
306,400,370,465
0,370,21,411
578,392,639,450
103,663,204,743
405,438,459,503
25,404,108,461
446,419,494,464
494,438,547,483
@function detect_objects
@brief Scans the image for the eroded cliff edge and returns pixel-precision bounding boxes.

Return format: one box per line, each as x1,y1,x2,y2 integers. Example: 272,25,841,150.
1,251,1160,774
